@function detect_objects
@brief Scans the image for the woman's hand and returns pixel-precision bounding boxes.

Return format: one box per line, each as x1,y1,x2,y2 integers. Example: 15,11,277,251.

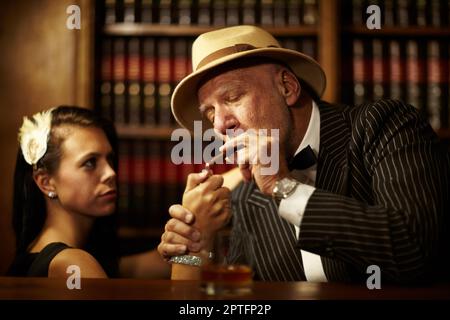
158,170,231,260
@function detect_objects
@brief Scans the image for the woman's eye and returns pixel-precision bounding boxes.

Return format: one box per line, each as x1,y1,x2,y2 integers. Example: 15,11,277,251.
84,158,96,169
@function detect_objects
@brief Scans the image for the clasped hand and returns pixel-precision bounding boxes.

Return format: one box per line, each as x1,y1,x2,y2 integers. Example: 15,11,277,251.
158,169,231,260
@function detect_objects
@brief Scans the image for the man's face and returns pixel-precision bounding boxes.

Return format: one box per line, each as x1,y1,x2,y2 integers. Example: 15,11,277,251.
197,63,291,144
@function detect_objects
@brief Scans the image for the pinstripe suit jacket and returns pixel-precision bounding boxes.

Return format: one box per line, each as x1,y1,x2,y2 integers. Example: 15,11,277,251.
230,99,450,284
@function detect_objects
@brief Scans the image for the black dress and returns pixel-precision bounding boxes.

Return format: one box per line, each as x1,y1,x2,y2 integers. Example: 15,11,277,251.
7,242,70,277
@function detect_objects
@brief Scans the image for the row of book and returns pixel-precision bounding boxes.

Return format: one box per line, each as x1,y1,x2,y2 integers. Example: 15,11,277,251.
103,0,318,26
117,139,235,228
99,36,318,126
348,0,450,27
343,38,449,130
100,36,192,126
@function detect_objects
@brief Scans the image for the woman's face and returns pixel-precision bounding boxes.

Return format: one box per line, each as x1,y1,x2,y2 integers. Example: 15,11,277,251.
51,126,117,217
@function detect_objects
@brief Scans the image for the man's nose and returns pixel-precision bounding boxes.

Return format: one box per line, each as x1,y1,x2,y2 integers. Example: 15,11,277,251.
214,106,238,136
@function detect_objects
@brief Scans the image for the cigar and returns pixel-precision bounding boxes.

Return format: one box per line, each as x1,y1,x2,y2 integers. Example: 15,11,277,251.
205,144,244,168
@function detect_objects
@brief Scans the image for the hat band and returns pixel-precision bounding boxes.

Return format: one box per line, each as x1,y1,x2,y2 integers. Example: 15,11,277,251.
196,43,278,70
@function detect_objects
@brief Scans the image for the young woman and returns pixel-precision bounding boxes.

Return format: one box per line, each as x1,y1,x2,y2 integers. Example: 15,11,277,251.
7,106,171,278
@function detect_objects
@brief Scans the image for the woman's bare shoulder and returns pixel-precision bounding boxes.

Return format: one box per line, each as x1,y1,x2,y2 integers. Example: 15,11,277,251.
49,248,107,278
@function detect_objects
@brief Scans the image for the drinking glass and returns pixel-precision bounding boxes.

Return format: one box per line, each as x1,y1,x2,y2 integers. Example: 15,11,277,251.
201,229,255,296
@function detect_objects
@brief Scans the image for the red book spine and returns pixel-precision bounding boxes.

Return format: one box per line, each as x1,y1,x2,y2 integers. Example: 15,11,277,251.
389,40,404,101
113,38,126,124
157,38,172,126
372,39,385,101
352,39,366,105
147,140,162,225
142,38,156,125
118,139,131,226
406,40,425,112
130,139,147,226
100,39,113,120
427,41,445,130
127,38,141,125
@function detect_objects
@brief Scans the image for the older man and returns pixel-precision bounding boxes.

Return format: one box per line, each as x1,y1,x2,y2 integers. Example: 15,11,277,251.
159,25,450,284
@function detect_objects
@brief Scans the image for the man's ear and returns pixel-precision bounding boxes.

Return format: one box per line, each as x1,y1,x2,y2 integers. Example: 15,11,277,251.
278,69,301,107
33,170,56,198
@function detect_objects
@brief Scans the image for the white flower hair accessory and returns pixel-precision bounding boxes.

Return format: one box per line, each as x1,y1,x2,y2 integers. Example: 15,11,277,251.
18,109,53,167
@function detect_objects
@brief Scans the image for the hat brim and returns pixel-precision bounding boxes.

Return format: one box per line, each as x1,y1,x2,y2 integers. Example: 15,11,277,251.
171,47,326,132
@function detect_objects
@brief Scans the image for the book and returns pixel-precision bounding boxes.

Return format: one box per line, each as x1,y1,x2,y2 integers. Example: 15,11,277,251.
141,0,154,22
123,0,136,23
130,139,147,226
352,39,367,106
147,140,162,225
118,139,131,226
406,40,425,112
105,0,116,24
162,140,179,225
427,40,445,130
127,37,141,125
261,0,273,26
273,0,286,26
372,39,385,101
178,0,192,25
302,0,317,25
388,40,404,101
197,0,211,25
213,0,226,26
142,38,156,125
100,38,113,120
157,38,172,125
159,0,172,24
287,0,301,26
113,38,126,124
242,0,256,24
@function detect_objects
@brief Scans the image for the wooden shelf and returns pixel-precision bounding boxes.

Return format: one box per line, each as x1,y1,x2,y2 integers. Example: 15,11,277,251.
116,125,179,139
104,23,318,37
119,226,163,239
344,26,450,37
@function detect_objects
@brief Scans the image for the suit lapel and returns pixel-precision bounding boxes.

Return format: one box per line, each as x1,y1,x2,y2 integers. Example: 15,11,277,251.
316,102,350,196
315,101,353,281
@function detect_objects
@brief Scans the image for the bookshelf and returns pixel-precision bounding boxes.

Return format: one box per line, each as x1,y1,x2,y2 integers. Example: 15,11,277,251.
345,26,450,36
92,0,450,249
116,124,177,138
104,23,318,36
340,0,450,135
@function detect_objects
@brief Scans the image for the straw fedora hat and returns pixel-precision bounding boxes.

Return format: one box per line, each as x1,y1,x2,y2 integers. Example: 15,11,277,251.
171,25,326,131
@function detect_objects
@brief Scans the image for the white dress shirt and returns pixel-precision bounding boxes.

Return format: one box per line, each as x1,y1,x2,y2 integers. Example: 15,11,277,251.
278,101,327,282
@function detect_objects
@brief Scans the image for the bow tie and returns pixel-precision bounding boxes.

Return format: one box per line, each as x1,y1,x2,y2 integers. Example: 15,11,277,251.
288,145,317,171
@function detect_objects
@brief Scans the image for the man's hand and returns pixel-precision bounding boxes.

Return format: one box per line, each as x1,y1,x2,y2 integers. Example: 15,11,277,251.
220,131,290,195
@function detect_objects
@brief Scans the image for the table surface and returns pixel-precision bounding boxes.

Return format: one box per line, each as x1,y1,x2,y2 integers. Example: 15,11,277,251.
1,277,449,300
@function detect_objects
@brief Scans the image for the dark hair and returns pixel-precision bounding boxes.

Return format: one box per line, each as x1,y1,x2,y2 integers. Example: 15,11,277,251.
12,106,119,277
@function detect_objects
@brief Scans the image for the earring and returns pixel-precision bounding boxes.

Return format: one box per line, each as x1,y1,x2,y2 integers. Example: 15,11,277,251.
48,191,57,199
